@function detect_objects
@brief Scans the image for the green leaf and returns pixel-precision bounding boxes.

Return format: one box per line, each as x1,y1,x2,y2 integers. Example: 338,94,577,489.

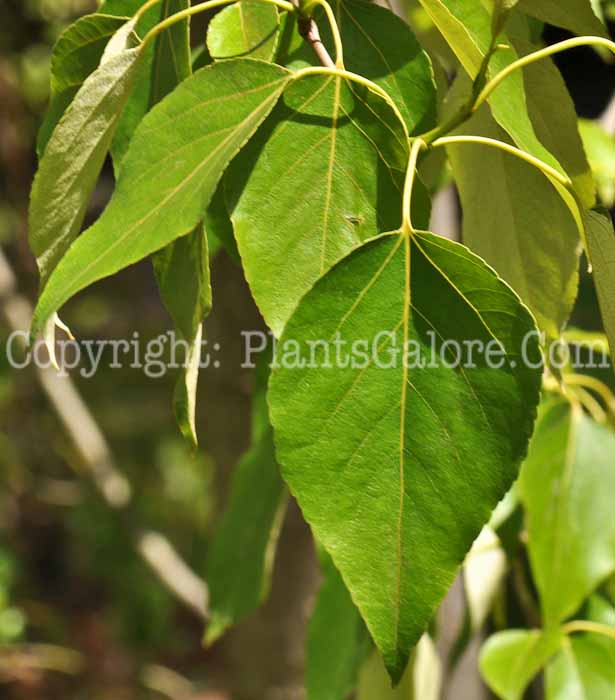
207,1,280,62
307,552,370,700
31,59,291,336
579,120,615,208
584,210,615,369
286,0,437,134
520,399,615,625
37,13,128,155
446,82,580,341
480,629,563,700
29,19,142,289
357,636,441,700
546,635,615,700
151,0,191,104
516,0,610,39
586,595,615,627
205,362,287,644
491,0,521,37
269,230,542,680
228,73,430,336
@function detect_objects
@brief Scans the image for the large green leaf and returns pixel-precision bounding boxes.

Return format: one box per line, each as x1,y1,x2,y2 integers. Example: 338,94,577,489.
37,13,128,155
205,362,287,644
207,1,280,61
228,73,429,336
307,552,369,700
31,59,291,336
584,209,615,368
447,89,580,341
269,230,542,680
520,399,615,625
546,635,615,700
286,0,437,134
480,629,563,700
516,0,609,39
29,19,142,289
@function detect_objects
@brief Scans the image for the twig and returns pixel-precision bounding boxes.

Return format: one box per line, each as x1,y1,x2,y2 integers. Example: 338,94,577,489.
0,247,208,620
297,15,336,68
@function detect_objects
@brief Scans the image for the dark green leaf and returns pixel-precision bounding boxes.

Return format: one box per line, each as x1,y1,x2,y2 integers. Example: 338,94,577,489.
480,629,563,700
32,59,291,336
29,19,142,288
228,73,430,336
207,1,280,61
520,399,615,625
269,230,542,680
205,362,287,644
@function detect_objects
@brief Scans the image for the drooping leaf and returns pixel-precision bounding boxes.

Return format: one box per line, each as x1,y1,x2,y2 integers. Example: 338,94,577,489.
580,120,615,208
584,209,615,369
357,636,441,700
151,0,191,104
446,83,580,341
480,629,563,700
205,361,287,644
31,59,291,336
286,0,437,134
520,399,615,625
29,19,142,289
516,0,610,39
546,635,615,700
37,13,128,155
307,552,370,700
269,230,542,680
228,73,430,336
207,1,280,62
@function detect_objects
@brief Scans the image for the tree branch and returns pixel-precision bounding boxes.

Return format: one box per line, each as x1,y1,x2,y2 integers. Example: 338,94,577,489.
298,15,336,68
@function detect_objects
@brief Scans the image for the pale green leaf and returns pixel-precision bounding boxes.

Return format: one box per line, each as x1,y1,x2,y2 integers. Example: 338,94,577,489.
546,635,615,700
228,73,429,336
357,636,441,700
286,0,437,134
31,59,291,336
516,0,610,39
205,362,287,644
587,594,615,627
29,19,142,289
307,552,369,700
269,230,542,679
480,629,563,700
447,83,580,341
520,399,615,625
579,120,615,208
583,209,615,369
207,1,280,62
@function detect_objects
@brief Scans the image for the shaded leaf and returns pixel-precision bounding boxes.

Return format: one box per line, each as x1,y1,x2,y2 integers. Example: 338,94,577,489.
516,0,609,39
29,19,142,288
520,399,615,625
546,635,615,700
32,59,291,336
480,629,563,700
151,0,191,104
207,1,280,61
579,120,615,208
228,72,429,336
205,361,287,644
269,230,542,679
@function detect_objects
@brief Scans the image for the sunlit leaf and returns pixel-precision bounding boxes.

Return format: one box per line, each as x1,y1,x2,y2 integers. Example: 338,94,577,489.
207,1,280,61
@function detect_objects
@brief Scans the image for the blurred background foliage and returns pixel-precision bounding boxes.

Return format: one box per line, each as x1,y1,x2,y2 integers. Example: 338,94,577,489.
0,1,614,699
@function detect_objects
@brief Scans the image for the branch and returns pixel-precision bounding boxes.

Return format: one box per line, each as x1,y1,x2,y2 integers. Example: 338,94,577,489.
0,248,208,620
298,15,336,68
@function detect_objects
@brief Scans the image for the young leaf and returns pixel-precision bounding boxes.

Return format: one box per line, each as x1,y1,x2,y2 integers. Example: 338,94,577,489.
269,230,542,680
520,399,615,625
287,0,437,134
205,362,287,644
227,73,430,336
546,635,615,700
31,59,291,336
307,552,370,700
29,19,142,289
37,13,128,155
584,210,615,368
207,1,280,62
446,88,580,341
516,0,610,39
480,629,563,700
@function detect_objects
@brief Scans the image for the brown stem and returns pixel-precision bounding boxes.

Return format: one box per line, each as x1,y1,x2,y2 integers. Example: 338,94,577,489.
298,16,335,68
